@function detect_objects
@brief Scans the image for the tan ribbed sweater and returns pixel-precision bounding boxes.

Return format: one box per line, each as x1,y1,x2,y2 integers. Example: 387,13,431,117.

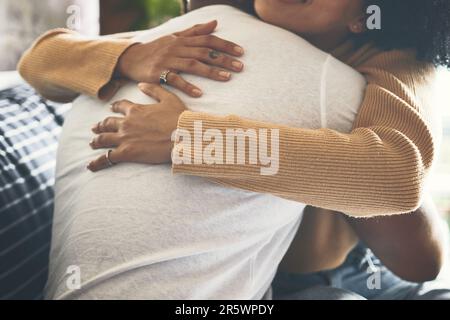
18,28,438,272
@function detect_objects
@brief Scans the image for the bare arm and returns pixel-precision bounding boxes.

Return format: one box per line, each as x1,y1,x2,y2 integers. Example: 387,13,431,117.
278,206,359,274
280,197,447,281
346,194,448,282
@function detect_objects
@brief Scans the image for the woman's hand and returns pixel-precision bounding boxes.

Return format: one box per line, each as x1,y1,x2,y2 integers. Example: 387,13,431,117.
116,20,244,98
87,83,185,172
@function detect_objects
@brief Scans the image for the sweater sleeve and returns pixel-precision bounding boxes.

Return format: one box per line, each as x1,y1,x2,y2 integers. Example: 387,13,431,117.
17,28,138,103
172,50,437,217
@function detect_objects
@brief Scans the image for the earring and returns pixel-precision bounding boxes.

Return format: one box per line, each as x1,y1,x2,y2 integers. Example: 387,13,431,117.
352,23,362,32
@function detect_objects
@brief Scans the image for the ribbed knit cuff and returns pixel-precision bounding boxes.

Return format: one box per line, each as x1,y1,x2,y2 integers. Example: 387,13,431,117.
82,39,137,100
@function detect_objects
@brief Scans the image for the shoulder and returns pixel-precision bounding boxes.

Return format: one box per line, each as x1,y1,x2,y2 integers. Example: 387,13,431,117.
352,46,442,168
356,47,436,87
352,45,439,118
334,41,437,90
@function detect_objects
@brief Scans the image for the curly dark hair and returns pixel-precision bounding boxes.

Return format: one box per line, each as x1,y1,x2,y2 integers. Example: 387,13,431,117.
363,0,450,67
183,1,450,67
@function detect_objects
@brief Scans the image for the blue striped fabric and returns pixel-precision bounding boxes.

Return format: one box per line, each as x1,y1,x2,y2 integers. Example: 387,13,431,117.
0,84,70,300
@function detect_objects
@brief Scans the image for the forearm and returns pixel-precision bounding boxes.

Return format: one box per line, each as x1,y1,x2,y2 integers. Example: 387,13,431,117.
346,194,448,282
18,28,136,103
173,51,437,217
173,107,433,217
279,206,359,274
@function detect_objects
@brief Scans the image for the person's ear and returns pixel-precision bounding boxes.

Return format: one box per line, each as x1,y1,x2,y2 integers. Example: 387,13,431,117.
348,15,366,34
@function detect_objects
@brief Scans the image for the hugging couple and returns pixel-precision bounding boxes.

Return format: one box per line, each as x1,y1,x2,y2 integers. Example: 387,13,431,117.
19,0,450,299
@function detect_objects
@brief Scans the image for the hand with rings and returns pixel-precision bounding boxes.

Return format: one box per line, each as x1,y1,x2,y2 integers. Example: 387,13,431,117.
116,20,245,98
87,83,186,172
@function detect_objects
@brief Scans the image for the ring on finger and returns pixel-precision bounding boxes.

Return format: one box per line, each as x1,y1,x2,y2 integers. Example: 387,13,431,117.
160,70,175,85
208,50,221,60
106,149,116,167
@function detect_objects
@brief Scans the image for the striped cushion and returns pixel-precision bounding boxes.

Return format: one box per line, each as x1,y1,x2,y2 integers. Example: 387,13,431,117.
0,84,70,300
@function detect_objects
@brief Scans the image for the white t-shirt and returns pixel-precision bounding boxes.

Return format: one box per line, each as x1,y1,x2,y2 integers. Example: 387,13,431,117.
46,5,366,299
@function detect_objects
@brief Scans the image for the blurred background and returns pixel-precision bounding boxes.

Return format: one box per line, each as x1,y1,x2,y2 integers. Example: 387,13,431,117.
0,0,183,71
432,72,450,221
0,0,449,223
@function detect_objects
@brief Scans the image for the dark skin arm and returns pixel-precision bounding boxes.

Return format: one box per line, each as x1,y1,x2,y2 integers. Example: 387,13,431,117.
346,194,447,282
279,196,447,282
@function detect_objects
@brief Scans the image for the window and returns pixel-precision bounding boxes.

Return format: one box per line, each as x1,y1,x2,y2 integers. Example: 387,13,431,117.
430,69,450,221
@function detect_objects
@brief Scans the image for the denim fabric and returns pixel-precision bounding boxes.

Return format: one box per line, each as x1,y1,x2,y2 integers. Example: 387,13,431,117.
272,243,450,300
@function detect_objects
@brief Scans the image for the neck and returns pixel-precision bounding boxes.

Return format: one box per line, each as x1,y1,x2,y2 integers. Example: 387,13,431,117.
305,32,351,52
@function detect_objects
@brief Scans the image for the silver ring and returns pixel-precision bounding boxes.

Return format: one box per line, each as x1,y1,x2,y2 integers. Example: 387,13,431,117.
106,149,116,167
159,70,172,85
209,50,220,60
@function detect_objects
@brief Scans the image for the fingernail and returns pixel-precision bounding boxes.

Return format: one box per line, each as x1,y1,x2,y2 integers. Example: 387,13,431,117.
192,89,203,97
232,61,243,70
219,71,231,79
234,46,244,54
